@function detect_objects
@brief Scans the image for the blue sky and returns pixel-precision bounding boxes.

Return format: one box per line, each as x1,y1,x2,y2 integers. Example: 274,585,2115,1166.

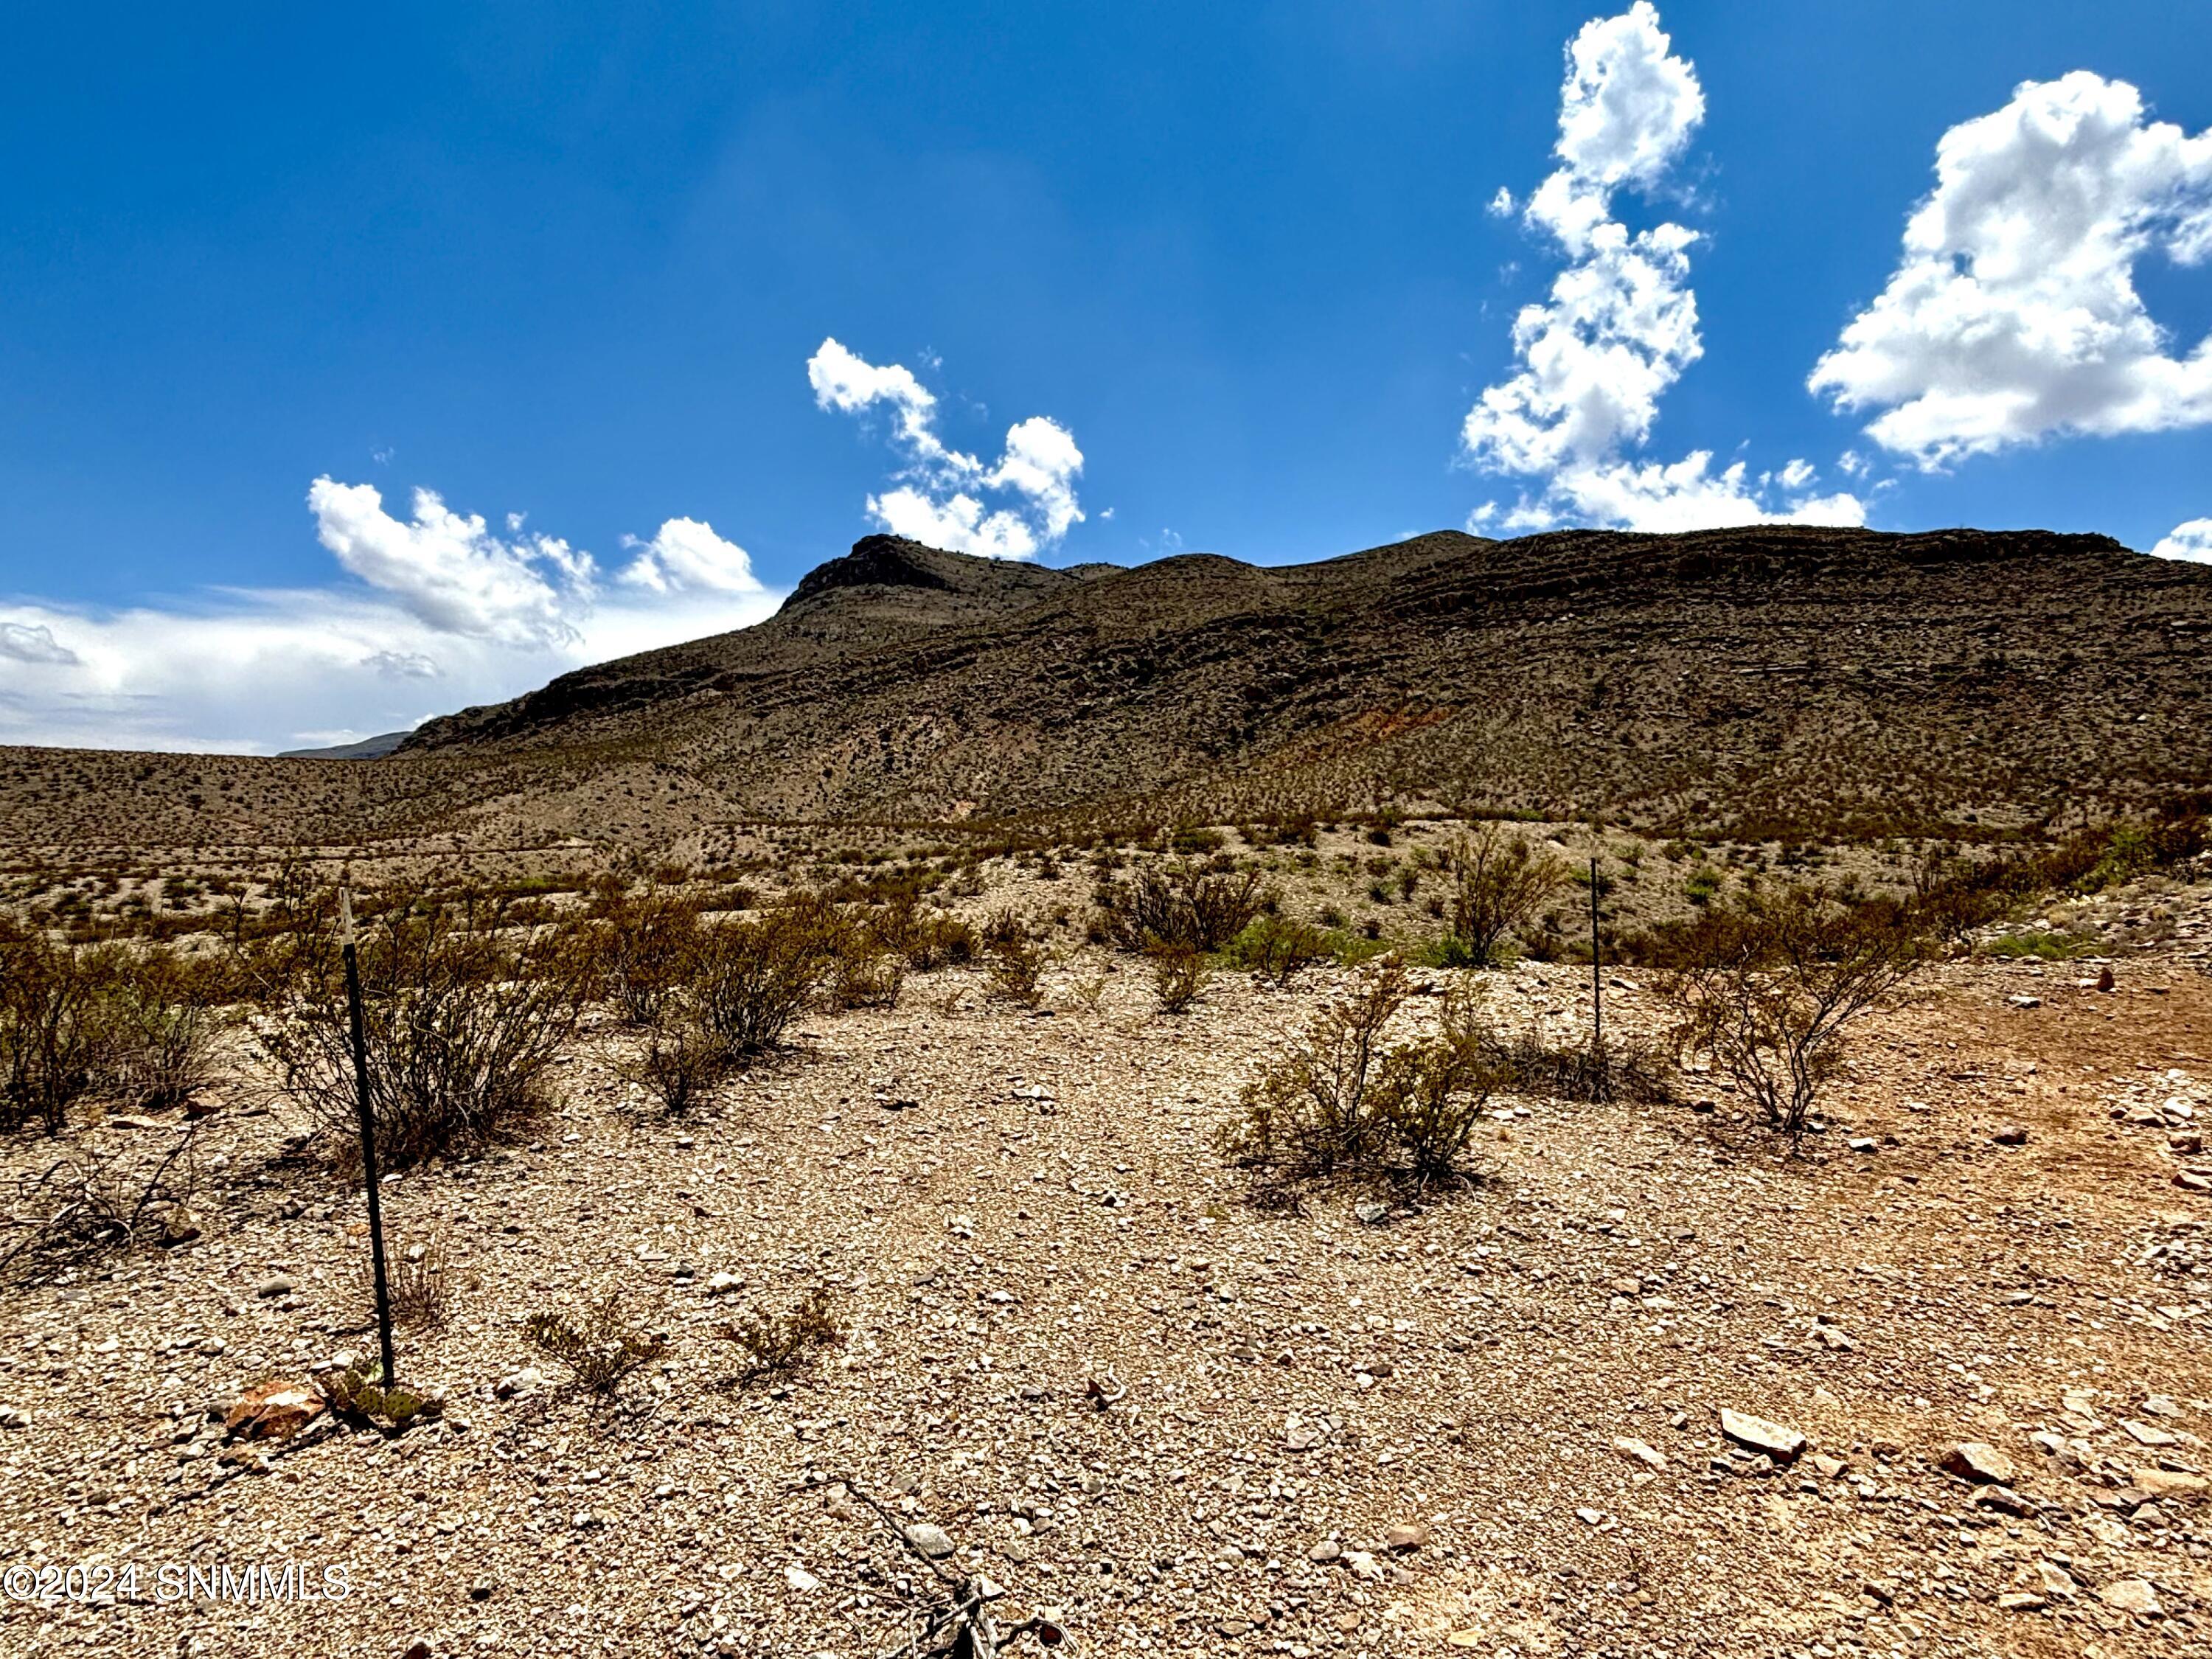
1,1,2208,751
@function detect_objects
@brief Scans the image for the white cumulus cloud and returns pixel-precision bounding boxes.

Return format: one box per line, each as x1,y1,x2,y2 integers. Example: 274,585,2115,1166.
2152,518,2212,563
1,484,782,753
807,338,1084,560
620,517,764,596
1462,3,1863,532
1811,71,2212,467
308,478,597,647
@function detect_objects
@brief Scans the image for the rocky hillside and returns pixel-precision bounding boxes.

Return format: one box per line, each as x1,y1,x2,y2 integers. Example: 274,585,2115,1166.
403,524,2212,838
3,525,2208,850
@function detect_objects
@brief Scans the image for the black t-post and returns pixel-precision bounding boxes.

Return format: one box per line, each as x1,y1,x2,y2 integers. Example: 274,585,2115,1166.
1589,855,1604,1056
342,887,397,1388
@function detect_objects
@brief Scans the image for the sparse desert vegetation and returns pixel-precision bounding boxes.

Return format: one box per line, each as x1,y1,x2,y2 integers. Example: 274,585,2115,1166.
0,784,2208,1656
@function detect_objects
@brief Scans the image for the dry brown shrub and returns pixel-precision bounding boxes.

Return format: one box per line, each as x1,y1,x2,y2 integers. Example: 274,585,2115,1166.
1438,823,1570,967
1653,886,1930,1136
716,1285,841,1385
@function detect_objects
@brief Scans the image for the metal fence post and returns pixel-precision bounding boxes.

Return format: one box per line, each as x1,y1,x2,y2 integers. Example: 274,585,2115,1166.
342,886,397,1387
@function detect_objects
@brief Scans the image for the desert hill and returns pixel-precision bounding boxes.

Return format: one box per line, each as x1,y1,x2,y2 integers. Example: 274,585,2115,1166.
2,524,2208,851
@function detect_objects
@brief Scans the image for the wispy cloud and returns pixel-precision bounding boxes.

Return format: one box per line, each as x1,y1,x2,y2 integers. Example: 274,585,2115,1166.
808,338,1085,560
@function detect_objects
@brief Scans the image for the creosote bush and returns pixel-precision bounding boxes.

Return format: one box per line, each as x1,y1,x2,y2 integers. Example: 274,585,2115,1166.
981,911,1046,1007
1222,956,1507,1186
260,902,585,1169
1095,862,1265,954
1653,885,1931,1137
1147,942,1211,1013
526,1291,669,1400
0,927,226,1135
1225,914,1331,986
1436,823,1569,967
717,1286,841,1385
0,925,116,1135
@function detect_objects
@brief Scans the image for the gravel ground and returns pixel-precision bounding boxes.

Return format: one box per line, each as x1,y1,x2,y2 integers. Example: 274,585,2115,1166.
3,917,2211,1658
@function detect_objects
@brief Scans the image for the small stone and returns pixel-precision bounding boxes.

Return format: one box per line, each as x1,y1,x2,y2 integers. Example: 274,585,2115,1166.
1993,1125,2028,1146
2140,1395,2180,1417
706,1272,742,1295
1354,1201,1390,1226
493,1368,547,1400
785,1564,821,1593
1575,1506,1606,1526
1974,1484,2032,1517
2130,1467,2208,1501
223,1381,323,1441
0,1406,27,1430
255,1276,294,1299
1847,1137,1877,1154
1307,1540,1341,1563
1383,1522,1427,1551
1285,1425,1326,1453
1810,1453,1846,1478
1996,1592,2045,1612
902,1523,956,1561
402,1642,431,1659
1719,1408,1805,1463
1612,1436,1666,1470
2120,1419,2177,1447
2037,1561,2077,1599
1940,1441,2015,1485
469,1580,494,1602
2096,1578,2160,1616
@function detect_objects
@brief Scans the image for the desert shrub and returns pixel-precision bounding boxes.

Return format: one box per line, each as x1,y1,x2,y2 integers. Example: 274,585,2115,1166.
717,1286,841,1385
1147,942,1211,1013
1225,914,1331,985
692,902,843,1056
0,925,118,1135
0,1120,203,1273
356,1234,451,1331
526,1290,669,1399
1221,958,1506,1185
1094,862,1265,954
981,912,1046,1007
1495,1032,1672,1105
830,938,906,1010
622,1011,727,1115
594,887,703,1027
105,948,222,1113
865,891,976,969
1439,824,1570,967
1652,886,1930,1137
260,905,585,1169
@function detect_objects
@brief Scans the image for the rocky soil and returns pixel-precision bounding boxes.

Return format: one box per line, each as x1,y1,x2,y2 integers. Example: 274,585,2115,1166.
3,909,2211,1658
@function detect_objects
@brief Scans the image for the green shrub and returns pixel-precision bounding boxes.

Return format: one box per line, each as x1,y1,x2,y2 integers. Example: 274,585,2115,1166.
0,926,114,1134
1222,958,1506,1186
1653,886,1930,1137
525,1291,668,1400
1147,942,1211,1013
1225,914,1330,985
717,1286,841,1385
